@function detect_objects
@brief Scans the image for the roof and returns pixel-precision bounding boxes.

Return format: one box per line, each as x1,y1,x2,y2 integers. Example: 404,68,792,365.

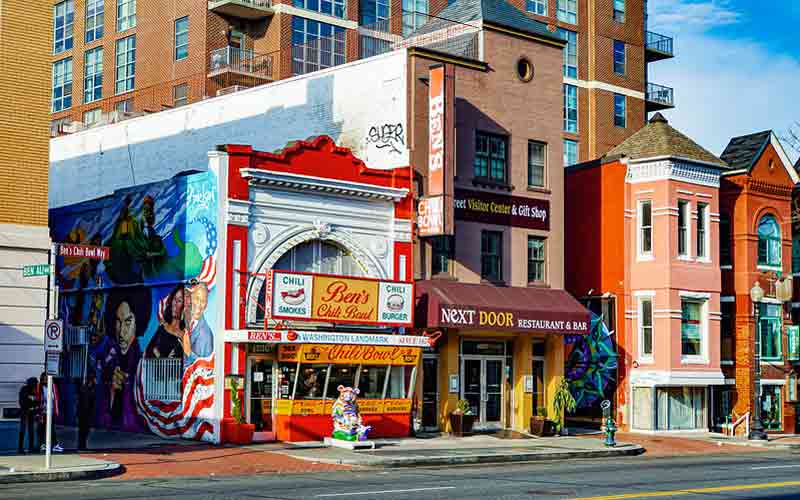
720,131,772,171
415,280,589,335
606,113,727,168
409,0,563,44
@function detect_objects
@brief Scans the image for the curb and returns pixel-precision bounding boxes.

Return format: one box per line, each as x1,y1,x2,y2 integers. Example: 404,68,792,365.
713,440,800,450
0,463,123,484
291,445,644,468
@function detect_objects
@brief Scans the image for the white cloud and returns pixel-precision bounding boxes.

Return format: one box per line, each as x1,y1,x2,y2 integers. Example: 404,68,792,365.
646,1,800,163
648,0,741,34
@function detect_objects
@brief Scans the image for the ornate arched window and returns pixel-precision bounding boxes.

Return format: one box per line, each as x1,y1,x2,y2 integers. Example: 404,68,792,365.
255,240,365,323
758,215,781,267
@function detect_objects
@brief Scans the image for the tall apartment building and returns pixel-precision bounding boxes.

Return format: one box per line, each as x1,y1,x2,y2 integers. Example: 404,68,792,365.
0,1,52,417
50,0,674,164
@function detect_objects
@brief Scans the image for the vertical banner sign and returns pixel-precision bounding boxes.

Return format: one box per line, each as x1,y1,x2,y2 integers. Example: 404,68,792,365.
418,65,448,237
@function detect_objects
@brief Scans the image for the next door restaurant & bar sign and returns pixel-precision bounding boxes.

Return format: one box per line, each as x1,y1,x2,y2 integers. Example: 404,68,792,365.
439,306,588,335
454,189,549,230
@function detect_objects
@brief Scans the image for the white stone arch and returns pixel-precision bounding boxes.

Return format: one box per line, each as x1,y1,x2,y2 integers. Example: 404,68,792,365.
245,223,387,325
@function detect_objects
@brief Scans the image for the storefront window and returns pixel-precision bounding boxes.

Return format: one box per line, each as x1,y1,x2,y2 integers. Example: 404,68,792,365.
712,386,735,431
358,365,387,399
278,363,297,399
761,385,782,431
385,366,411,398
531,360,544,413
656,387,705,430
631,387,653,430
295,364,328,399
325,365,358,399
760,303,782,361
681,301,703,357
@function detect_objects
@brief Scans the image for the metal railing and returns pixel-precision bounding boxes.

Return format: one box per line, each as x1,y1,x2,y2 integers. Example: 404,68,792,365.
65,325,89,346
209,46,274,80
141,358,183,402
645,30,674,56
210,0,272,9
646,82,674,107
64,346,87,380
725,412,750,437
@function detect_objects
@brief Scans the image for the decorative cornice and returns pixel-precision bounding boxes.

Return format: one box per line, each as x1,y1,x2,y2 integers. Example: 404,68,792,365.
748,179,793,198
240,169,409,202
626,159,720,188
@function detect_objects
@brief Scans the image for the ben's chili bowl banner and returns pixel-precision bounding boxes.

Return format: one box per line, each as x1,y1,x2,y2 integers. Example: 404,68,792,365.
278,344,421,366
270,271,414,327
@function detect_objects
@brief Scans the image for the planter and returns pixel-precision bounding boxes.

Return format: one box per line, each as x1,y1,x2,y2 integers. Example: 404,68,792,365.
529,416,546,437
543,420,557,437
223,420,255,445
449,413,476,437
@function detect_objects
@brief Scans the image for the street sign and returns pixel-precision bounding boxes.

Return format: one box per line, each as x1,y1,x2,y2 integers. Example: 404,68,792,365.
45,352,60,376
58,244,110,260
22,264,52,277
44,319,64,352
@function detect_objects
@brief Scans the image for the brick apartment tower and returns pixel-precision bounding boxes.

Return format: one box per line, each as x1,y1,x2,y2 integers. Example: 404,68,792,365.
0,1,52,414
50,0,674,161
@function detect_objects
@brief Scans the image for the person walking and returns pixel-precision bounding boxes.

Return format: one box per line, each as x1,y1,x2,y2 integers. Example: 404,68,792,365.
77,373,96,451
17,377,39,453
36,372,64,453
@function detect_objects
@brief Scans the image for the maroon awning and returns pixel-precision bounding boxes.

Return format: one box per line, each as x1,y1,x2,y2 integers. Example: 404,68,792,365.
415,281,590,335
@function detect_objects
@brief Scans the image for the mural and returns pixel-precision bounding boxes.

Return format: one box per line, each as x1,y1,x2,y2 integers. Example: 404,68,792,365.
565,314,618,410
50,170,219,442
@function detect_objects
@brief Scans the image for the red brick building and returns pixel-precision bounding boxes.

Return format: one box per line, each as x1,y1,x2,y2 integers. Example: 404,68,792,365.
717,131,800,434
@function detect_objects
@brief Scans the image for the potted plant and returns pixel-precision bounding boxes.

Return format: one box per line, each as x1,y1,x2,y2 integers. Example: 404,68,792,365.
225,377,255,445
552,379,577,436
449,399,475,437
530,406,547,436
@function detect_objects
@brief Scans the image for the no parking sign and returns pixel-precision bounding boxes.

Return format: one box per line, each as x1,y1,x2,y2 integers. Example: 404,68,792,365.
44,319,63,352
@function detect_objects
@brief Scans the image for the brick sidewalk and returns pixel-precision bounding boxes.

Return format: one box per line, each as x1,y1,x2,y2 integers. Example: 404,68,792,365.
83,445,351,480
577,432,769,457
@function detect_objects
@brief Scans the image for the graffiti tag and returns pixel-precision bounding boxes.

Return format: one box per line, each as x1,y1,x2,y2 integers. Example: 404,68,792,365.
187,184,217,215
366,123,405,155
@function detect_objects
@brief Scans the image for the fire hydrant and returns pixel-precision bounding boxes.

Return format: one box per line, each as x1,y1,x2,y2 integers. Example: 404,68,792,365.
601,400,617,447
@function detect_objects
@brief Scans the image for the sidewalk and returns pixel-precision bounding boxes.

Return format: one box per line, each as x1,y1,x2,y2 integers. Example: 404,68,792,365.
275,433,644,467
0,453,121,484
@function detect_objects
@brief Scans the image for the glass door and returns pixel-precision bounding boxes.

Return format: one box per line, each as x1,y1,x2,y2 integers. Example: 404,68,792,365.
484,359,503,427
462,358,482,420
422,357,439,430
247,358,275,441
460,357,504,430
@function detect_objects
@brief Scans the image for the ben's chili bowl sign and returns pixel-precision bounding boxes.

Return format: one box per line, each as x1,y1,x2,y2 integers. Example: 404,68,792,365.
278,344,421,366
271,271,414,327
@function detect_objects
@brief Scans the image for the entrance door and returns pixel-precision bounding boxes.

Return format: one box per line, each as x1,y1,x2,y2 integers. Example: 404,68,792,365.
422,357,439,430
246,358,275,441
461,357,504,430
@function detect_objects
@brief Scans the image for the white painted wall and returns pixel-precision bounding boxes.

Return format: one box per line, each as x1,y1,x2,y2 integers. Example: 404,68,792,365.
50,50,409,209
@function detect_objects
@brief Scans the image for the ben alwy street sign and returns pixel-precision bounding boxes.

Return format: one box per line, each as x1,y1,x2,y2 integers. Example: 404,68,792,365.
22,264,52,277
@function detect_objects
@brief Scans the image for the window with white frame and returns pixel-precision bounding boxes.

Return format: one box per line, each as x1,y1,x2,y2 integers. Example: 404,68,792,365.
84,47,103,104
173,83,188,107
758,214,781,268
613,0,625,22
528,140,546,187
614,94,626,128
697,202,709,260
291,18,346,75
678,199,689,257
557,0,577,24
638,294,654,359
527,0,547,16
52,58,73,112
760,303,782,361
558,28,577,78
527,236,546,283
117,0,136,32
294,0,346,18
115,35,136,94
54,0,75,54
402,0,428,36
175,17,189,60
563,139,578,167
85,0,104,43
681,299,704,358
83,108,102,126
638,200,653,258
563,84,578,133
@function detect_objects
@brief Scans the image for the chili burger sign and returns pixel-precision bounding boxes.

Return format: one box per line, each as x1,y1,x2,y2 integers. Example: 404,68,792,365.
269,271,414,326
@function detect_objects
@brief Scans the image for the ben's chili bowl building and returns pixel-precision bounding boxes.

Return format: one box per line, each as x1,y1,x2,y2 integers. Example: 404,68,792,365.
219,136,421,443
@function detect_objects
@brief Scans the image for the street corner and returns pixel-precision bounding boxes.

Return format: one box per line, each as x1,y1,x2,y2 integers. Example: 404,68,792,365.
0,454,122,484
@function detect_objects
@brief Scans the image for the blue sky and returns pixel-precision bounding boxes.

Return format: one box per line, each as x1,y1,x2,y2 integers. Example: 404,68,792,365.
648,0,800,162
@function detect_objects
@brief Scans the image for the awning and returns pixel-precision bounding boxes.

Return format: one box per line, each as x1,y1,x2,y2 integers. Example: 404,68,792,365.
416,281,590,335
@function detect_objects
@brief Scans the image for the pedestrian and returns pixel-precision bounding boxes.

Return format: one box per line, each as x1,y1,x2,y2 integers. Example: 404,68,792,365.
36,372,64,453
17,377,39,453
77,372,96,451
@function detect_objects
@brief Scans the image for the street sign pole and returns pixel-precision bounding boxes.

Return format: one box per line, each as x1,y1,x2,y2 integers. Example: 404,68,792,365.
45,377,52,469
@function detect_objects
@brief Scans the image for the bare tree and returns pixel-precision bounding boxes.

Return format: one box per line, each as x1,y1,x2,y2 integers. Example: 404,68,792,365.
783,121,800,157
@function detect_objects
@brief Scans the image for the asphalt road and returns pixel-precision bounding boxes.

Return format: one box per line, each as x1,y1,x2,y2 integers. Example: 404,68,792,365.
4,450,800,500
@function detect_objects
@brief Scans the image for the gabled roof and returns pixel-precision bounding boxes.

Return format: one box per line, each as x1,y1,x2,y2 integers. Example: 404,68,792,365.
409,0,563,44
605,113,727,168
720,131,772,171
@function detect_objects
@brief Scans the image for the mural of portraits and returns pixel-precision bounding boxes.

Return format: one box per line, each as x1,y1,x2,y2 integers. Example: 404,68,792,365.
50,170,219,442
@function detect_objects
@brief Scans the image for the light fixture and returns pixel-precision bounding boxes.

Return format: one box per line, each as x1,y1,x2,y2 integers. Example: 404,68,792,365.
750,282,764,304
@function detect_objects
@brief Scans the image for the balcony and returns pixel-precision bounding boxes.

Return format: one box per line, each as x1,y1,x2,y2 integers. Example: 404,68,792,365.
208,0,273,19
646,82,674,112
209,47,274,83
645,30,674,62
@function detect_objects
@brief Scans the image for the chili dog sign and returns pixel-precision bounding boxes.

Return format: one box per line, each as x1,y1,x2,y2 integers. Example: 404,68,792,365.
270,271,414,326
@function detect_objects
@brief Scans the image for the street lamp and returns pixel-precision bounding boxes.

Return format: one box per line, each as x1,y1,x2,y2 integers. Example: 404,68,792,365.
749,281,768,441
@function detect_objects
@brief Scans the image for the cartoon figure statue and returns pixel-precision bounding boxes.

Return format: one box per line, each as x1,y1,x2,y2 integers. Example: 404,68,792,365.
331,385,372,442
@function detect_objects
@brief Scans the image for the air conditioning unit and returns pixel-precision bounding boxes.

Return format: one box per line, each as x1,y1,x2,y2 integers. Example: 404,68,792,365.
217,85,247,96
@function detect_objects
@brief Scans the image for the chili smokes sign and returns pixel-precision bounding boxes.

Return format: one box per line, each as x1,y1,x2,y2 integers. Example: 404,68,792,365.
454,189,550,231
270,271,414,327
